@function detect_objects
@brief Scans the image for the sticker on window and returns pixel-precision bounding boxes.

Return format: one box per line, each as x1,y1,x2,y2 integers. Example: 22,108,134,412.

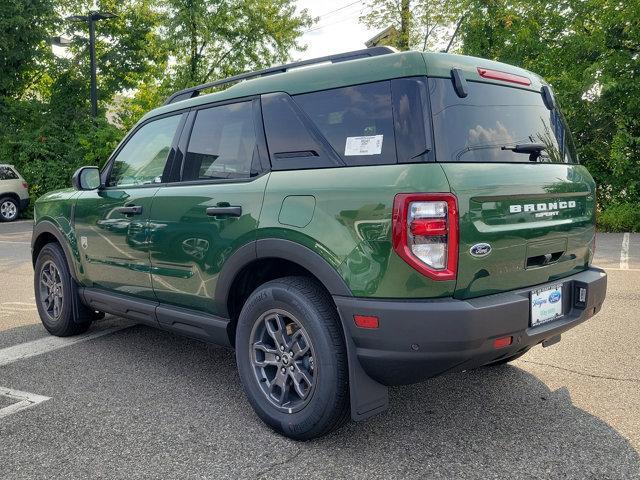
344,135,383,156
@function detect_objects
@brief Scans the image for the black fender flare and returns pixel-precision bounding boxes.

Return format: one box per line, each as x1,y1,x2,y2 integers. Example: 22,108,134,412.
214,238,353,316
32,220,79,280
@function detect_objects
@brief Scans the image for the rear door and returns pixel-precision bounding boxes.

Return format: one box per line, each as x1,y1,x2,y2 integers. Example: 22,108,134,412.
74,113,185,300
428,77,596,299
147,99,269,316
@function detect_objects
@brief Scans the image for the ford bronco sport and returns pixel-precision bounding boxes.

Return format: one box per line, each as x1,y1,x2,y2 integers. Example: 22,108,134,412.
32,47,607,440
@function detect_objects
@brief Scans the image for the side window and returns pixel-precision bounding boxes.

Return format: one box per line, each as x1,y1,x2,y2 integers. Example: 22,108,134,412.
182,101,257,181
108,114,182,187
391,77,432,163
261,93,343,171
294,81,397,166
0,167,18,180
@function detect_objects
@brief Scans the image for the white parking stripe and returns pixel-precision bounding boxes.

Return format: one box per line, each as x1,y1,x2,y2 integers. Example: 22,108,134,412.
620,233,630,270
0,324,132,367
0,387,50,419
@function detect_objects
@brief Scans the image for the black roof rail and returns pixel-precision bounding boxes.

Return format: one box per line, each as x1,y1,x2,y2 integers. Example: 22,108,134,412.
163,46,396,105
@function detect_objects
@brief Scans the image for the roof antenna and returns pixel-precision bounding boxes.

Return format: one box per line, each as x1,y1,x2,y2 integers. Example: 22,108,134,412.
444,15,465,53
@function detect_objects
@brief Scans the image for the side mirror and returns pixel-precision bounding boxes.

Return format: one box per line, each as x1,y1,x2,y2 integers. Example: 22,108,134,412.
72,166,102,191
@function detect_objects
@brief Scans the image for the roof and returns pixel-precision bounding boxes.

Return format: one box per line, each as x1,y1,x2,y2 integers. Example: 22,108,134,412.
140,50,547,124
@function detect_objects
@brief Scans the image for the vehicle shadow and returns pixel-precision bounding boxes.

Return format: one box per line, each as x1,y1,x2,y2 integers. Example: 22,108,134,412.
1,321,638,479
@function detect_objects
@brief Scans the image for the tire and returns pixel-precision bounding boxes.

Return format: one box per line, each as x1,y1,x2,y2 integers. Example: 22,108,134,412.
34,242,93,336
484,348,530,367
0,197,19,222
235,276,350,440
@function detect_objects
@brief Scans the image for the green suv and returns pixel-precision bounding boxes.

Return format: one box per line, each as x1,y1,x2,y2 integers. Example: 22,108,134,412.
32,47,607,440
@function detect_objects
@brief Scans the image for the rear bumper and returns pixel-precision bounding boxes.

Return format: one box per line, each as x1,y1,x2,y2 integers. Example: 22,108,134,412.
19,198,30,211
334,267,607,386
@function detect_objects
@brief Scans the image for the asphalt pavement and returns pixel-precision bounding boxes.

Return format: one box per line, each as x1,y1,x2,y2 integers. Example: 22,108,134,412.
1,220,639,479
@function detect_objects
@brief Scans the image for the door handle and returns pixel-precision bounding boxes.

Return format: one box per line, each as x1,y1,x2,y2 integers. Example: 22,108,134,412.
115,205,143,215
206,206,242,217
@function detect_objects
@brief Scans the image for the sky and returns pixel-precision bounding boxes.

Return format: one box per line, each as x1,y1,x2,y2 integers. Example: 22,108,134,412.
294,0,380,60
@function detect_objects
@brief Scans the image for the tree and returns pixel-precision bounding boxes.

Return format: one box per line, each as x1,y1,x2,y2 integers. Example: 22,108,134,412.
0,0,57,98
360,0,463,51
56,0,169,107
165,0,313,88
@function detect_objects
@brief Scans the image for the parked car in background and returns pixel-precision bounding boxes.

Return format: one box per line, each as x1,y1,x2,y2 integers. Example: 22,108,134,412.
0,164,29,222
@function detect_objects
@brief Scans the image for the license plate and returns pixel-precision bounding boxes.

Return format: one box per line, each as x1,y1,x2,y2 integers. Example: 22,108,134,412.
530,284,563,327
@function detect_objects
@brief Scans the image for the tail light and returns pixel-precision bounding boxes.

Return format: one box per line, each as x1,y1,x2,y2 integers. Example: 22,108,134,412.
22,181,28,189
392,193,458,280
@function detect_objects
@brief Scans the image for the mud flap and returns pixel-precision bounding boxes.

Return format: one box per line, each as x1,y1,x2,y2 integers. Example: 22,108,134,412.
343,332,389,421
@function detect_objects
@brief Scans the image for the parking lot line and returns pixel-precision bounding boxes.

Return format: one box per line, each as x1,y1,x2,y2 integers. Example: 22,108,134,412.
0,386,50,419
620,233,630,270
0,324,132,367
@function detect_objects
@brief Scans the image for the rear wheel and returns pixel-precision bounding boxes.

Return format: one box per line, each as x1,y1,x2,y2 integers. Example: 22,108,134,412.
235,276,349,440
0,197,19,222
34,243,93,336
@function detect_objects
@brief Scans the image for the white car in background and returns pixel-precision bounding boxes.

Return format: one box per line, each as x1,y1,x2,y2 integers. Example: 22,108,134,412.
0,164,30,222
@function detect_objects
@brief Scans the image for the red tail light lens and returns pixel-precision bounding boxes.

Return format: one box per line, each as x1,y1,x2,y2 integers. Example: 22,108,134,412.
477,67,531,86
353,315,379,329
493,336,513,349
22,181,28,189
410,219,447,236
392,193,458,280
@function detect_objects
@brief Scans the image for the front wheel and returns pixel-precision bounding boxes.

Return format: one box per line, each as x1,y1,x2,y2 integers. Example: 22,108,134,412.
34,243,93,336
235,276,350,440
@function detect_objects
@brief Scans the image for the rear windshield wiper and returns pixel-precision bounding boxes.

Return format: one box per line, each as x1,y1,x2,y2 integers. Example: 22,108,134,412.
501,143,546,161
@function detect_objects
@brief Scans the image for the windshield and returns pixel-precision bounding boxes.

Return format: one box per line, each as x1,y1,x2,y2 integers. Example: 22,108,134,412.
429,78,577,164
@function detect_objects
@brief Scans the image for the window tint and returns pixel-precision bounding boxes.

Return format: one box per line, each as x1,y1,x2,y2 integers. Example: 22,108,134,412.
294,81,397,166
0,166,18,180
392,77,432,163
109,115,181,187
261,92,343,171
429,78,577,163
182,101,257,181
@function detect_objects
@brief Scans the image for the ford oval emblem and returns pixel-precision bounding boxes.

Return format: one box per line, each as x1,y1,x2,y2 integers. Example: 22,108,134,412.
548,291,562,303
470,243,492,258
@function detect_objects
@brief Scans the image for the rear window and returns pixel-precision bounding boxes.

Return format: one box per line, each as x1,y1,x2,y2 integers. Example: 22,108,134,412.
429,78,577,164
294,81,397,166
0,166,18,180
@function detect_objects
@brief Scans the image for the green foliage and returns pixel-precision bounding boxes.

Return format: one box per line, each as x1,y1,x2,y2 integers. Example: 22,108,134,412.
597,203,640,233
0,89,121,208
0,0,58,98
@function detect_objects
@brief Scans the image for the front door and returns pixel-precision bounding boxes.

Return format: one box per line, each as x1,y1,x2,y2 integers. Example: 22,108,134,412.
74,113,184,300
147,99,269,315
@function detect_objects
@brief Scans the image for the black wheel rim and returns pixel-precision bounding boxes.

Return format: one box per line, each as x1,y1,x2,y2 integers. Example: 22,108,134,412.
0,200,16,220
39,260,64,322
249,309,316,413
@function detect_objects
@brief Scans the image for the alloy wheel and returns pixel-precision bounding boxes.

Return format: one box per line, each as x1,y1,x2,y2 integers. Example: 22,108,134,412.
38,260,64,322
0,200,17,220
249,309,316,413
